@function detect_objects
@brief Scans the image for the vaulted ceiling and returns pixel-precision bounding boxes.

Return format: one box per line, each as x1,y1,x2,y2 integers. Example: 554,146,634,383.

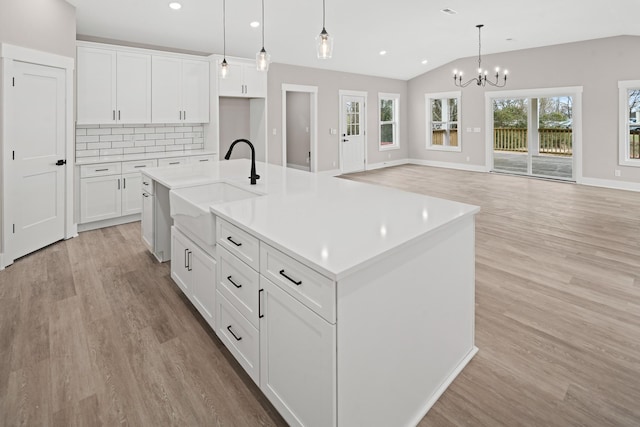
67,0,639,80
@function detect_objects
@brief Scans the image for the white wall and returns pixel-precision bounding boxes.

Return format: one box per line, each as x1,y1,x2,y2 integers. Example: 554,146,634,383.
0,0,76,58
219,97,251,159
408,35,640,185
268,63,408,172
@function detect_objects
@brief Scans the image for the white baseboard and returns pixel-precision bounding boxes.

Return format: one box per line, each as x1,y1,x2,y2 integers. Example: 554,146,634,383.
286,163,310,172
578,177,640,192
366,158,409,171
317,169,342,177
77,214,140,232
409,158,489,173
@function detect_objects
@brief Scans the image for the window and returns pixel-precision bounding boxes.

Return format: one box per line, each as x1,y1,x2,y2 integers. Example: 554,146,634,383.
618,80,640,166
426,91,461,152
379,93,399,150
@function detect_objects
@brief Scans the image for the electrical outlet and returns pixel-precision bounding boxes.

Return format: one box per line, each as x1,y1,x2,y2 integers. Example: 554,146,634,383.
272,128,277,135
388,153,391,159
466,128,472,133
473,127,481,133
330,128,337,135
332,161,336,167
305,127,309,133
466,156,470,162
614,169,621,177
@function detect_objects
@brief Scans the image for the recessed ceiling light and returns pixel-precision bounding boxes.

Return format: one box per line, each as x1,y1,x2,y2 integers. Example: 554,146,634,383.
168,2,182,10
421,59,428,64
379,50,387,56
441,8,457,15
250,21,260,28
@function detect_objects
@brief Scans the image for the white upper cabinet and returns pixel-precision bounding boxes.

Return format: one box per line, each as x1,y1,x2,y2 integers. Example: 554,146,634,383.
152,56,210,124
77,46,151,124
218,58,266,98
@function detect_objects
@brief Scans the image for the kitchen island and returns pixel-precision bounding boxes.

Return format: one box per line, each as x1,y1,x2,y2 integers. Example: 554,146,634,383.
141,159,479,427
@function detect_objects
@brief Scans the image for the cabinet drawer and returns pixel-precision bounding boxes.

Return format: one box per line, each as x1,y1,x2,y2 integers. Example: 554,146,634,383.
260,243,336,323
216,219,260,271
158,157,188,167
80,162,121,178
218,246,260,328
189,154,216,164
122,159,157,173
141,175,154,195
216,291,259,385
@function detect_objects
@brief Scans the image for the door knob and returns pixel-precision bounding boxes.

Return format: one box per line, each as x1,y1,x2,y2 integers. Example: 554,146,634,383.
342,139,349,142
55,159,66,166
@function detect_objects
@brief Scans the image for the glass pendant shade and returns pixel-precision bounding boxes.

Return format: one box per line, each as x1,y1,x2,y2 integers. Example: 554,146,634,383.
220,58,229,79
316,28,333,59
256,47,270,71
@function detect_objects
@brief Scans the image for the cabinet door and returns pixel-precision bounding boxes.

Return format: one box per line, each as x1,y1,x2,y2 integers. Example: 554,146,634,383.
218,62,244,97
121,172,142,216
77,47,116,124
152,56,182,123
181,59,210,123
171,228,191,295
141,191,154,251
242,64,267,98
260,277,337,427
116,52,151,124
80,175,122,223
190,243,217,329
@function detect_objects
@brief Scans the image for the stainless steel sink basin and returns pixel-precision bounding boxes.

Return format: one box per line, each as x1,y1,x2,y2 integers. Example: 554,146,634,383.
170,182,261,246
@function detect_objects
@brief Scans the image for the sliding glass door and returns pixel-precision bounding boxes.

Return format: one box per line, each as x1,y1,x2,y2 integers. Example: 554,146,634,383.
492,95,574,180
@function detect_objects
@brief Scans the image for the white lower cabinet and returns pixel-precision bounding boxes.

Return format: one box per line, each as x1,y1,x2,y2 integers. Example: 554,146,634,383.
171,227,216,329
80,174,122,223
259,276,337,427
141,188,154,251
121,172,143,215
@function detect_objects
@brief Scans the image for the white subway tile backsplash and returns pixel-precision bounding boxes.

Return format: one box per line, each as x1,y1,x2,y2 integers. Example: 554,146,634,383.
111,128,135,135
100,148,124,156
165,132,184,139
145,146,165,153
76,135,100,143
124,147,145,154
87,142,112,150
76,123,205,158
99,135,124,142
76,149,100,157
111,141,135,149
87,128,111,136
134,127,155,134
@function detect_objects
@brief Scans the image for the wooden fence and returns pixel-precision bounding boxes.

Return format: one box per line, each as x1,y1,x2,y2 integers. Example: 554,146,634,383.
494,128,573,155
432,129,458,147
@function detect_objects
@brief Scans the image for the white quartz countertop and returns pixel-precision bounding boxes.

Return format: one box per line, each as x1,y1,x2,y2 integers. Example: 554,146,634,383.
143,159,480,280
75,149,217,165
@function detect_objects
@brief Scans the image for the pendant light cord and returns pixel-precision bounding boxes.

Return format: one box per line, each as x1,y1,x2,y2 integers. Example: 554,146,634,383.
323,0,326,28
223,0,226,58
477,25,482,71
261,0,265,49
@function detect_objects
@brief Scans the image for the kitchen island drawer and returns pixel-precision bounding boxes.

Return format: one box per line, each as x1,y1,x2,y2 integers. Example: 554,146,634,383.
260,243,335,324
217,219,260,271
216,291,259,385
158,157,188,167
218,246,260,328
80,162,121,177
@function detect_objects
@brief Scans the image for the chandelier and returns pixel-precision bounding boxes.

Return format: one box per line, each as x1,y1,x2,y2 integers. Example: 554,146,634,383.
453,24,508,88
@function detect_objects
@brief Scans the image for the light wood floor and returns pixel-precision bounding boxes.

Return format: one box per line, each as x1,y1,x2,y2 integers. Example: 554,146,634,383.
1,165,639,426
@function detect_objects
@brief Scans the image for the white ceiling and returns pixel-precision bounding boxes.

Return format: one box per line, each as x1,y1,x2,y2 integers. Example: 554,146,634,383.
67,0,639,80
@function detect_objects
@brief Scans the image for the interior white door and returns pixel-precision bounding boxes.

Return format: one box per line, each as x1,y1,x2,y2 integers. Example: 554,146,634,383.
9,61,66,260
340,95,365,173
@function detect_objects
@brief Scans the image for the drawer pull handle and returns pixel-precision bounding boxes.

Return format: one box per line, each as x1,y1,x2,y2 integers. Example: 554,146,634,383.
95,168,109,172
227,325,242,341
227,236,242,247
259,289,264,318
134,165,146,168
169,162,180,165
227,275,242,289
184,249,189,269
199,159,209,162
279,270,302,286
142,193,149,198
143,181,149,186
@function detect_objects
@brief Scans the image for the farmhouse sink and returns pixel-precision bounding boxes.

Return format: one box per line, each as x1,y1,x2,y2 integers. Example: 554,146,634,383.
170,182,262,246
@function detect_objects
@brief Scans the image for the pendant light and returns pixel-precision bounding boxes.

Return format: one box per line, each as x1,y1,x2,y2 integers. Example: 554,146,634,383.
453,24,508,88
256,0,270,71
315,0,333,59
220,0,229,78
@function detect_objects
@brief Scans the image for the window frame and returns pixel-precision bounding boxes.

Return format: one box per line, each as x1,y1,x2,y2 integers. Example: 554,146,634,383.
618,80,640,167
425,91,462,152
378,92,400,151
